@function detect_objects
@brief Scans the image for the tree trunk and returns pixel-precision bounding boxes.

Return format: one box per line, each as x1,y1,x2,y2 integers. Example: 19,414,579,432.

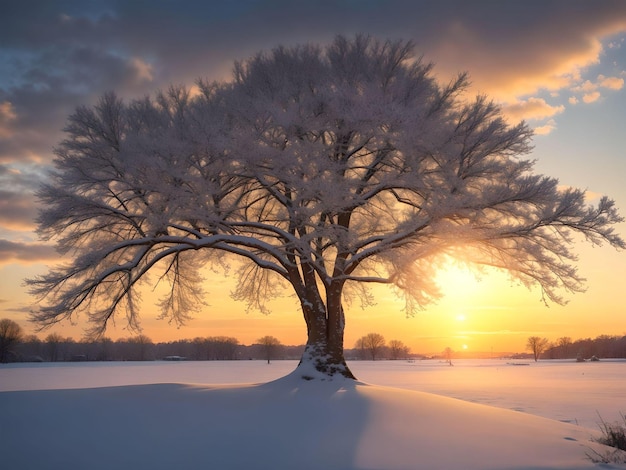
295,285,356,380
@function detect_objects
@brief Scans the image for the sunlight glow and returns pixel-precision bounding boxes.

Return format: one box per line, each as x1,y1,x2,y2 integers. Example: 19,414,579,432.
435,262,483,298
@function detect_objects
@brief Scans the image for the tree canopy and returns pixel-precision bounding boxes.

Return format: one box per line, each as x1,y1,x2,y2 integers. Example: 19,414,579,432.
28,35,624,379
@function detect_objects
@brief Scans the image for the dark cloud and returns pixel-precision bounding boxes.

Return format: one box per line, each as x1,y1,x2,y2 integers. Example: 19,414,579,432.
0,238,58,265
423,3,626,99
0,29,161,163
3,1,622,91
2,1,626,103
0,189,39,231
0,163,47,230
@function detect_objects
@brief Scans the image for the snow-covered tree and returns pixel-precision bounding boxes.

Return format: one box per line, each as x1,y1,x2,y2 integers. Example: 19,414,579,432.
28,35,624,379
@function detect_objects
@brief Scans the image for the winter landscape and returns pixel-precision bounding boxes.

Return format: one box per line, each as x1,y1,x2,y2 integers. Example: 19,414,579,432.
3,3,626,470
2,359,625,469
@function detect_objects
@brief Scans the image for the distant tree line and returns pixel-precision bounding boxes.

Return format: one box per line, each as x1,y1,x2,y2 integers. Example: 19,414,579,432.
0,319,306,363
9,334,305,363
0,319,416,363
544,335,626,360
521,334,626,362
4,317,623,363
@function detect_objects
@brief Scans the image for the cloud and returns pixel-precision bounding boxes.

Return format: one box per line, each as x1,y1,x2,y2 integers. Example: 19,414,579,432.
572,80,598,93
503,98,565,121
0,101,17,121
583,91,601,103
568,73,624,105
502,98,564,135
0,238,58,265
0,191,39,231
533,119,557,136
457,329,526,336
598,74,624,89
0,162,48,230
556,186,604,202
129,57,154,83
0,14,166,164
584,190,604,202
0,101,17,138
419,4,626,102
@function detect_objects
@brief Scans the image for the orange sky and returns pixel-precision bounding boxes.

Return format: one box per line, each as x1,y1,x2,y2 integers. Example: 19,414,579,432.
3,239,622,355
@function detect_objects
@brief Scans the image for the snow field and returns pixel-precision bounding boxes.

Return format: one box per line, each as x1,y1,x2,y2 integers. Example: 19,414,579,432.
1,359,625,469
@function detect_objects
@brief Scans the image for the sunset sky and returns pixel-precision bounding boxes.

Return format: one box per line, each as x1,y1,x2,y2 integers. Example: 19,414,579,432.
1,0,625,354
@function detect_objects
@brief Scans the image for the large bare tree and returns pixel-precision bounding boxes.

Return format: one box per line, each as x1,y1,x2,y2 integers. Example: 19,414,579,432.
28,36,623,379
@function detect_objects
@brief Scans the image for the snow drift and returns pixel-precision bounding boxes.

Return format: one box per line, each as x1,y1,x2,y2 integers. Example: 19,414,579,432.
1,368,623,470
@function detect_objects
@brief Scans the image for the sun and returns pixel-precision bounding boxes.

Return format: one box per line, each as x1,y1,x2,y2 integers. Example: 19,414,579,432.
456,314,466,322
462,344,468,350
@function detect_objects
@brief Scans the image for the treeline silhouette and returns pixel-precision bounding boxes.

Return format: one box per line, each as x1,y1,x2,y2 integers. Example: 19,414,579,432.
0,319,416,363
6,333,413,363
3,327,625,363
8,334,305,362
543,335,626,360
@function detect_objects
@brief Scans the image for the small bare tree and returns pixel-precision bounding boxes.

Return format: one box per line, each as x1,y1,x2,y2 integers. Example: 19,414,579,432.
0,319,23,363
443,346,454,366
45,332,64,362
357,333,386,360
257,335,282,364
527,336,550,362
388,339,411,360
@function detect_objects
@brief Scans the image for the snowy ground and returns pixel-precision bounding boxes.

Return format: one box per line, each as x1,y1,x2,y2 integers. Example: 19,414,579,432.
1,359,625,469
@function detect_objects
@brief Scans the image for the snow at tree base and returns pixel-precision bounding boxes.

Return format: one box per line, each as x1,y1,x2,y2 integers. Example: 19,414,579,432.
27,36,623,378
